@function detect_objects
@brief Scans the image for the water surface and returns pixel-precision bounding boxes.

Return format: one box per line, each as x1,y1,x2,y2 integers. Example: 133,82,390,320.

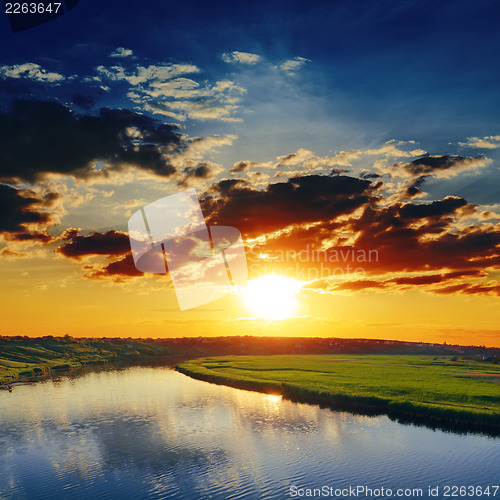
0,366,498,499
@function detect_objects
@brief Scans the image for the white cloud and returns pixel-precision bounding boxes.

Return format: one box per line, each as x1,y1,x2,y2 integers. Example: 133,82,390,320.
141,96,243,123
364,140,426,158
229,148,359,181
275,148,360,172
109,47,134,58
0,63,65,83
166,101,242,122
140,102,186,121
170,134,238,169
278,57,310,74
97,62,245,122
97,63,200,86
459,135,500,149
134,77,244,102
221,51,262,64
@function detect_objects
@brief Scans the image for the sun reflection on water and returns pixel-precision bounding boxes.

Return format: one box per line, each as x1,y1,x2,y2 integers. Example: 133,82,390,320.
264,394,283,410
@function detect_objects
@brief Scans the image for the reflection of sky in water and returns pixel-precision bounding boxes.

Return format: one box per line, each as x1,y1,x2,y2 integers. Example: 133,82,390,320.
0,367,498,499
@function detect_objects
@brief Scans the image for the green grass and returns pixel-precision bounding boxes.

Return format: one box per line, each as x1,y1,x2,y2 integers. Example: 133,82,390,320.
176,355,500,431
0,337,175,384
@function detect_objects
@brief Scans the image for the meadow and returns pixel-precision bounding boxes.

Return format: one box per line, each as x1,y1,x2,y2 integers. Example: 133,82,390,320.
176,355,500,432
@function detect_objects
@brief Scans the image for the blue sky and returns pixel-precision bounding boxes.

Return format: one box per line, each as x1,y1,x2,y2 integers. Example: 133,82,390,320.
2,0,499,165
1,0,500,229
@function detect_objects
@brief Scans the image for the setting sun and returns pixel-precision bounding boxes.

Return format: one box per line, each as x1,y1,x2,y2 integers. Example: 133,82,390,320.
242,275,303,320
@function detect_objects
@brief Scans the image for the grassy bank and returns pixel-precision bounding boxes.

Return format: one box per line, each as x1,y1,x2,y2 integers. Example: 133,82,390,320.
0,336,177,385
176,355,500,433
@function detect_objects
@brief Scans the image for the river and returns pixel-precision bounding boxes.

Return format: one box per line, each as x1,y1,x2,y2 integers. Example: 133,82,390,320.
0,366,498,499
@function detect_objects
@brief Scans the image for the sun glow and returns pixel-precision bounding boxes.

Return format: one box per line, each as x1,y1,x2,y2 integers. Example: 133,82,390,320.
242,275,303,320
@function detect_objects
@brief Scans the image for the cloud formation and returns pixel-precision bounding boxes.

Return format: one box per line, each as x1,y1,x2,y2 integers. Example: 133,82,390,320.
202,174,379,237
0,100,185,182
365,140,426,158
459,135,500,149
179,161,223,187
278,57,310,74
221,51,262,64
0,184,57,243
400,155,491,178
55,229,144,281
97,63,200,86
0,63,65,83
56,230,131,259
98,62,245,122
85,254,144,280
109,47,134,58
310,270,494,295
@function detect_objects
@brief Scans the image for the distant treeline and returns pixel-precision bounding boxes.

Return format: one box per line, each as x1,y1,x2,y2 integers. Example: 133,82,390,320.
0,335,498,385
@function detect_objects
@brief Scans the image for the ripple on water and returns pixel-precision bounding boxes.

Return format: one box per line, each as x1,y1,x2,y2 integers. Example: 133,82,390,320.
0,367,498,500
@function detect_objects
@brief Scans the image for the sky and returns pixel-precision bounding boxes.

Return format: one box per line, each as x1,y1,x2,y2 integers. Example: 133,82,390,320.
1,0,500,346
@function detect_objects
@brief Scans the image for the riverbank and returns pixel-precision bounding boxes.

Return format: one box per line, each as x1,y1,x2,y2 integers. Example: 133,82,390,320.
0,336,193,389
176,355,500,435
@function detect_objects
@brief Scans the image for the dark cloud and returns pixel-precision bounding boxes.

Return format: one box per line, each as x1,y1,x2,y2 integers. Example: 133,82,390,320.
388,269,485,286
56,230,131,259
360,171,382,179
335,280,384,291
0,184,50,232
432,282,500,296
230,161,254,173
311,270,488,293
6,231,55,243
60,227,81,241
65,230,227,281
0,184,56,243
233,180,500,296
202,175,379,237
0,99,185,182
402,155,487,177
209,178,250,193
53,229,148,281
85,254,144,280
0,78,38,97
342,197,500,274
330,168,349,175
186,163,212,179
179,162,220,187
398,196,469,219
401,175,427,199
45,164,500,292
71,93,99,110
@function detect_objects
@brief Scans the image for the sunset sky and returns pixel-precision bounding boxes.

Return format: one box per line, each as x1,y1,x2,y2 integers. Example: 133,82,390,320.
1,0,500,346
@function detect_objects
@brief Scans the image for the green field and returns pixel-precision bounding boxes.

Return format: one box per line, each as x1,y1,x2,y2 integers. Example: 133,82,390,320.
176,355,500,431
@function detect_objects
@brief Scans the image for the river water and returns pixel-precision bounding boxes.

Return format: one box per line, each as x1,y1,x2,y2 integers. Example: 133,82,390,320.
0,366,498,499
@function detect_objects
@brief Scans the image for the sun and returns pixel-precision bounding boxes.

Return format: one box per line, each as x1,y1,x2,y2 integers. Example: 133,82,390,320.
242,275,303,320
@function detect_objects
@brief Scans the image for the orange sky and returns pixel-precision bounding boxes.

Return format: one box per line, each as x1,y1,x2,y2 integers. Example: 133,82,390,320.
1,245,499,347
